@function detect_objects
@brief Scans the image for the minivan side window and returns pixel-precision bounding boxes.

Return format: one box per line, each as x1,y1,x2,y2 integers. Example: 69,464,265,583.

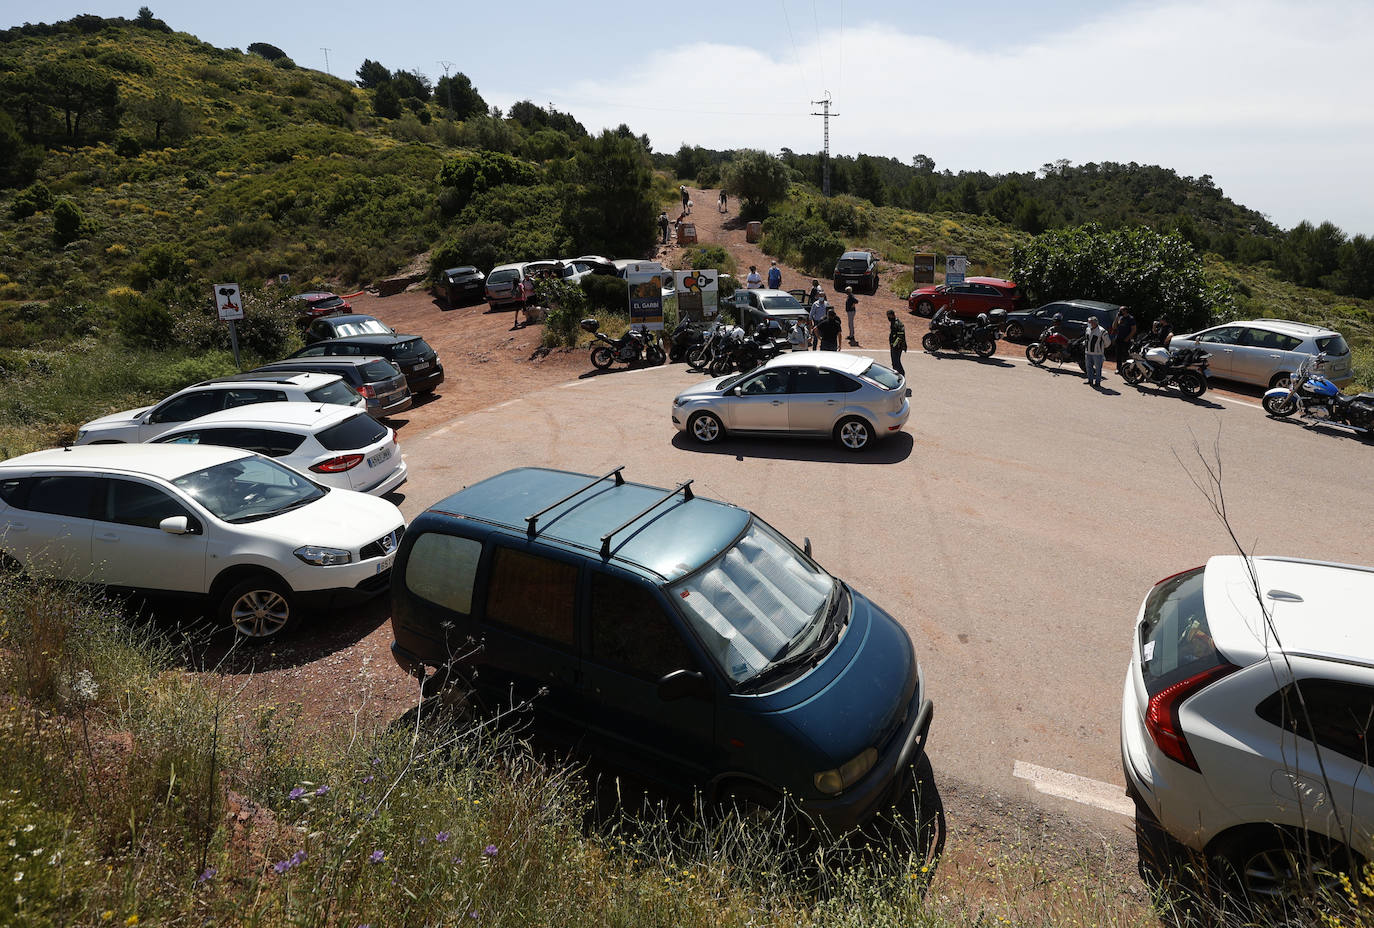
588,573,695,680
405,533,483,615
25,475,99,518
484,547,577,647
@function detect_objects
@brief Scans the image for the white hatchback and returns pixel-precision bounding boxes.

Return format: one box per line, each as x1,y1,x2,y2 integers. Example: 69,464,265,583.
1121,555,1374,899
151,402,406,497
1170,319,1353,389
0,444,404,639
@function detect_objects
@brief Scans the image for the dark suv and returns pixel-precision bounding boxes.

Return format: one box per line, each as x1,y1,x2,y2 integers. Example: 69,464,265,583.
1002,299,1125,343
250,356,413,418
833,251,880,294
389,467,933,832
290,334,444,395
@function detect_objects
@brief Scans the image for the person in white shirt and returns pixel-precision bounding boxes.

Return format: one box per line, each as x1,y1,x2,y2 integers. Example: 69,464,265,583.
745,266,762,289
809,294,828,349
1083,316,1112,388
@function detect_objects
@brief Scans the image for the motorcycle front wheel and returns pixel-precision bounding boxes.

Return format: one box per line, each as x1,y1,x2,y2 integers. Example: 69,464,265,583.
1025,343,1047,366
646,345,666,366
1177,370,1207,398
590,346,614,370
686,346,707,370
1262,394,1298,417
921,333,941,353
974,338,996,358
1120,360,1145,385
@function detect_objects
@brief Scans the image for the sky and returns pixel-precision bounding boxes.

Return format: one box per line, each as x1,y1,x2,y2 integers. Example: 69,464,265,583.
6,0,1373,235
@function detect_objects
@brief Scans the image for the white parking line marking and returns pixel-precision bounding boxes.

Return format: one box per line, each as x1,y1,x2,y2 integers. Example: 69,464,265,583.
1012,760,1135,817
495,400,520,408
1216,395,1262,409
560,380,587,388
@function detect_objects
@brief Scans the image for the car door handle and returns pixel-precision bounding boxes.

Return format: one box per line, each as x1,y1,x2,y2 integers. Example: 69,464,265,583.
96,532,120,542
826,399,839,405
771,400,783,405
1268,354,1282,359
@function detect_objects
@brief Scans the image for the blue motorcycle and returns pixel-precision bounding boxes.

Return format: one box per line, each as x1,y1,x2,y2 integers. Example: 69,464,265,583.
1262,354,1374,436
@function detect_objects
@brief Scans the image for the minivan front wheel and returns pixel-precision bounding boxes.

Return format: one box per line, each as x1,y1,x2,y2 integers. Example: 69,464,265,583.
219,575,295,641
1269,372,1294,390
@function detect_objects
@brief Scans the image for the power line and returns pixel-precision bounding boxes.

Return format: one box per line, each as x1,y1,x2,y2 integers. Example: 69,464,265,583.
779,0,810,99
811,0,827,92
838,0,844,101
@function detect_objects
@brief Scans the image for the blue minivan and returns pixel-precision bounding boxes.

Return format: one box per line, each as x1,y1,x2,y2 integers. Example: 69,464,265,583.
389,467,933,832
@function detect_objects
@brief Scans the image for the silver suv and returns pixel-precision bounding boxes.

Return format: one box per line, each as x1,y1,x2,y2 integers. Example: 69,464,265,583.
1170,319,1352,389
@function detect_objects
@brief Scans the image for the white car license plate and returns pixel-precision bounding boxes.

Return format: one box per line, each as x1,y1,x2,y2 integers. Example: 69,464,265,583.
374,551,395,575
412,361,430,371
368,447,392,467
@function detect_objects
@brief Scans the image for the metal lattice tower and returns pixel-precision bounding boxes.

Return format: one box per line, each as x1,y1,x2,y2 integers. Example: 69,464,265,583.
320,48,331,76
810,93,840,197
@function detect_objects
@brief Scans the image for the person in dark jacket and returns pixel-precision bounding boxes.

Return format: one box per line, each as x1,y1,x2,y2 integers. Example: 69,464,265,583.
887,309,907,376
819,308,842,351
1112,306,1136,370
844,286,858,344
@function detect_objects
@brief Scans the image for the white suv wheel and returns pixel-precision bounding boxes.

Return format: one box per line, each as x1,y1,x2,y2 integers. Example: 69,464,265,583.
222,577,294,640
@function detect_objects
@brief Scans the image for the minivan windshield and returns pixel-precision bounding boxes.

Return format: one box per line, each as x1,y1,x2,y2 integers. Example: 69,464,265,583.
669,519,836,685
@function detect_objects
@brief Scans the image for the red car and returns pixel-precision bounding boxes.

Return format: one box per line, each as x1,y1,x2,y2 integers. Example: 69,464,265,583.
291,291,354,322
908,276,1021,318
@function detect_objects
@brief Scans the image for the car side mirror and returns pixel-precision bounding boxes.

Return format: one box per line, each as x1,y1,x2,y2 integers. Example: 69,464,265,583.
159,515,193,535
657,669,711,702
730,386,741,396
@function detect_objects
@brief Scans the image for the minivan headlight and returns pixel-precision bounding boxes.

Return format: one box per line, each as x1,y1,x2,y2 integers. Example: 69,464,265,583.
813,747,879,796
294,545,353,566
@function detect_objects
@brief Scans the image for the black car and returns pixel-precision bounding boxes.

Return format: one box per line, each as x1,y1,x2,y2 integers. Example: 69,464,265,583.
303,314,394,345
250,356,413,418
442,266,486,306
291,334,444,395
833,251,880,294
1001,299,1126,343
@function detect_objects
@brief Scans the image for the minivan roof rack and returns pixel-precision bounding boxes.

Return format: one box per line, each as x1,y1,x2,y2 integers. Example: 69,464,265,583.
600,480,694,557
525,466,624,536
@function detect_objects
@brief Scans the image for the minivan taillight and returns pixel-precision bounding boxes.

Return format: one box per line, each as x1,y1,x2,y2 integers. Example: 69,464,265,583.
358,384,376,398
311,454,364,473
1144,661,1239,771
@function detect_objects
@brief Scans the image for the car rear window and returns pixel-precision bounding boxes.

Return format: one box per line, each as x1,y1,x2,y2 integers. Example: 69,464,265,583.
361,360,401,381
837,258,869,271
760,295,804,311
331,319,391,338
1316,335,1350,356
392,338,432,359
1139,568,1225,697
859,361,903,389
488,269,519,285
317,413,388,451
309,296,344,309
306,381,361,405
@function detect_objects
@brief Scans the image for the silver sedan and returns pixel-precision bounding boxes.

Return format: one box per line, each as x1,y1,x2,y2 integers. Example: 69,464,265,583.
671,351,910,451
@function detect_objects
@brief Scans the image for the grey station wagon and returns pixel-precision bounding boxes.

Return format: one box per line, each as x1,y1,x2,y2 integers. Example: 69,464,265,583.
389,467,933,833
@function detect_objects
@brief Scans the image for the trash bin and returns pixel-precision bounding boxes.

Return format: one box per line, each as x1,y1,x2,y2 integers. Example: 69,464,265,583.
678,223,697,245
745,221,762,243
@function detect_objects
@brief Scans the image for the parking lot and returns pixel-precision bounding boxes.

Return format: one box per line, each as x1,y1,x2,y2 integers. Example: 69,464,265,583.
392,343,1374,836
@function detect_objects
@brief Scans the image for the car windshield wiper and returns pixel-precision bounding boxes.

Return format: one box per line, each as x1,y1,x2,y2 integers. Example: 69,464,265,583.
741,583,844,691
234,494,321,523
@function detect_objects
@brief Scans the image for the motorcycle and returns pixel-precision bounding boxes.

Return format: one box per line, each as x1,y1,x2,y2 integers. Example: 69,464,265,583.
581,318,665,370
1262,354,1374,436
1025,327,1086,370
708,324,779,375
687,322,727,372
1120,337,1210,398
921,314,998,358
667,317,706,364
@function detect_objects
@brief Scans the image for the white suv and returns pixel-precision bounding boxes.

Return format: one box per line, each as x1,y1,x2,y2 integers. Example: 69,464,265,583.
75,372,363,444
1121,555,1374,898
1170,319,1353,389
0,444,404,639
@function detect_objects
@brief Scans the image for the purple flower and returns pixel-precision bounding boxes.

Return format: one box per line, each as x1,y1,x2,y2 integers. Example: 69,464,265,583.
371,757,382,766
314,785,330,796
435,831,450,844
468,910,479,920
288,787,305,800
369,850,384,864
197,867,216,884
482,845,498,858
452,856,463,865
362,775,374,784
290,850,306,866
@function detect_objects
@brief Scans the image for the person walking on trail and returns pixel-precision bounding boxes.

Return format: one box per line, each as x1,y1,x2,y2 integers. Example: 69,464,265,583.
809,293,829,349
1111,306,1136,371
844,286,858,344
745,265,762,289
767,260,782,290
680,185,689,212
658,211,670,245
819,307,842,352
1083,316,1111,388
718,190,728,213
516,274,535,328
887,309,907,377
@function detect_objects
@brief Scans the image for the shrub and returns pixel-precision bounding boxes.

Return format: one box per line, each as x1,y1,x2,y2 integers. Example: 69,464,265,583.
798,228,846,277
10,181,53,219
132,350,239,395
130,243,190,290
536,277,589,347
97,48,153,74
51,199,86,245
677,244,736,277
114,293,175,349
114,131,142,157
579,274,628,315
436,150,538,217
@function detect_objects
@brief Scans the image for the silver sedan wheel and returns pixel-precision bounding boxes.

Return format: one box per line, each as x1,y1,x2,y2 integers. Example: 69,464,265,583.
230,588,292,638
690,412,723,444
837,417,872,451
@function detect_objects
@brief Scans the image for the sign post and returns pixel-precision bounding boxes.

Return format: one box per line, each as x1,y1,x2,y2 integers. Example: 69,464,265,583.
672,269,718,321
945,255,968,286
913,253,936,285
625,264,664,331
214,283,244,369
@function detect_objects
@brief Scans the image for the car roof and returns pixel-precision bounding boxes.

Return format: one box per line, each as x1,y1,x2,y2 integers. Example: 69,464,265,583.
444,266,479,274
198,371,338,387
966,276,1016,288
293,291,337,301
160,401,360,432
1043,299,1124,312
1204,555,1374,667
422,467,750,583
488,263,523,274
1217,319,1340,338
760,350,872,375
253,356,391,371
308,334,417,346
839,251,872,259
0,443,253,479
320,314,386,326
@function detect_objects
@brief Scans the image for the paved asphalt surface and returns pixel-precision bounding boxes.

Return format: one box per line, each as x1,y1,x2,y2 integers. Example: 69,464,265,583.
388,346,1374,837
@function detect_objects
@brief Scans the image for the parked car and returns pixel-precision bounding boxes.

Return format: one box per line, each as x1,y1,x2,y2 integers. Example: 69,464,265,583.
833,251,880,294
75,372,364,445
291,291,353,322
441,266,486,306
721,288,809,335
908,277,1021,319
1169,320,1353,389
249,356,412,418
153,402,407,497
1121,555,1374,900
565,255,619,277
0,444,404,639
672,351,910,451
485,263,525,308
303,313,394,344
290,334,444,395
1001,299,1125,343
389,466,933,833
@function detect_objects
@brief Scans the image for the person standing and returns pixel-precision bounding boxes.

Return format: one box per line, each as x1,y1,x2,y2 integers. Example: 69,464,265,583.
844,286,858,344
887,309,907,376
819,308,842,351
718,189,728,213
658,210,670,245
1083,316,1111,387
1112,306,1136,370
680,184,689,212
767,260,782,290
517,273,535,328
745,265,762,289
809,293,829,349
808,278,823,307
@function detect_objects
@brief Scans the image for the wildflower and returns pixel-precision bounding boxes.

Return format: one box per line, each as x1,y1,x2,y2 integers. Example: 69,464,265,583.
198,867,216,884
288,787,305,800
12,871,21,882
483,844,498,857
362,775,374,784
468,911,479,920
372,757,382,765
369,850,384,864
315,785,330,796
435,831,450,843
126,918,139,927
101,913,113,921
273,850,305,874
22,824,34,833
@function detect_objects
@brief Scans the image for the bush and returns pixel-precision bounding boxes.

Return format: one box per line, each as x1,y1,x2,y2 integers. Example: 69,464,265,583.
114,293,175,349
9,181,53,220
676,244,736,277
113,131,142,158
51,199,85,245
536,277,589,347
131,351,239,395
130,243,190,290
798,229,846,278
579,274,628,315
